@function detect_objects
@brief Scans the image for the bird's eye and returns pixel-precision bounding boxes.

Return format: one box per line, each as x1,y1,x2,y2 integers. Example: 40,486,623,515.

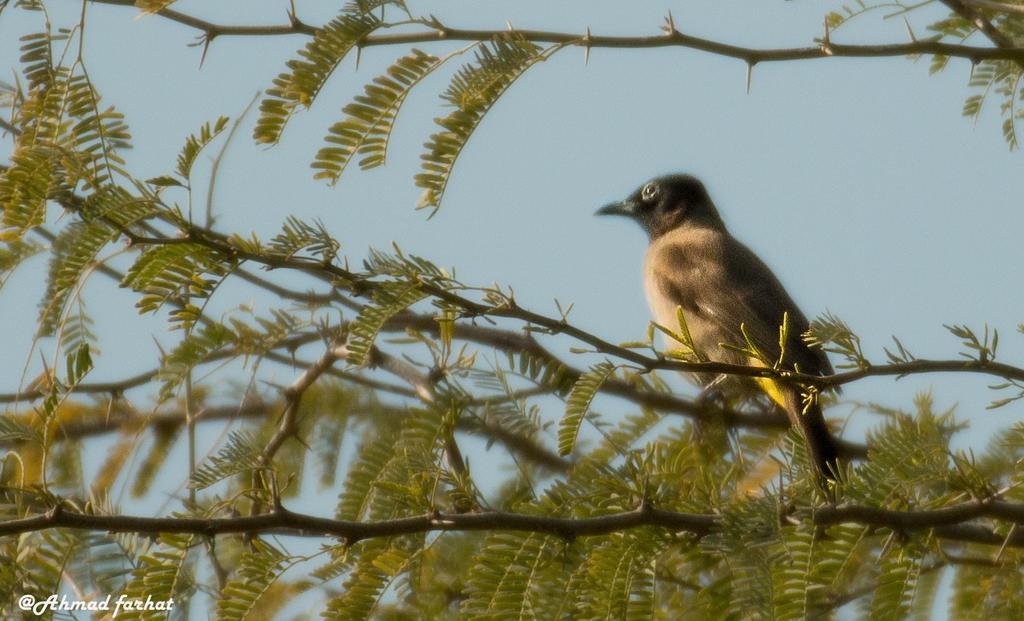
641,183,659,202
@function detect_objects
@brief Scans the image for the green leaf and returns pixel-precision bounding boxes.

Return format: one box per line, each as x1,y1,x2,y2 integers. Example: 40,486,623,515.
121,242,235,328
38,187,161,336
345,283,426,366
157,321,236,401
254,9,380,145
268,215,339,260
216,539,294,621
322,540,417,621
460,531,558,620
773,525,815,621
175,116,229,180
0,145,56,240
64,73,132,188
116,532,196,621
335,427,400,521
558,361,616,456
868,547,921,621
146,175,185,188
806,311,866,368
415,36,555,212
190,430,265,490
572,533,664,621
0,415,42,444
313,48,452,184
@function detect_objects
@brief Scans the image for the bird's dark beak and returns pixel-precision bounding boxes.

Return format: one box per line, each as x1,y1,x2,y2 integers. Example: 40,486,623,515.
595,199,637,219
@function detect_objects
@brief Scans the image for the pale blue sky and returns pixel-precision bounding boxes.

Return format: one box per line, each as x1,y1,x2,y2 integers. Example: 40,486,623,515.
2,0,1023,617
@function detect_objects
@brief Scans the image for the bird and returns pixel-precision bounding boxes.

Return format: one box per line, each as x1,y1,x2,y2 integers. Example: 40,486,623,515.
596,173,841,481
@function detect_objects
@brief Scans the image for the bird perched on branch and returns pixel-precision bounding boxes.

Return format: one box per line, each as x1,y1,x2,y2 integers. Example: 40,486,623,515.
596,173,841,481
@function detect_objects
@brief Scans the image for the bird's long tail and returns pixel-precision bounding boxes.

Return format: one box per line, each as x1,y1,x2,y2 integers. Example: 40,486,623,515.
756,377,841,481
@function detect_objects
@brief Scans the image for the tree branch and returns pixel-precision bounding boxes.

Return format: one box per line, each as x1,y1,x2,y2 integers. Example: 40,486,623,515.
171,223,1024,393
260,344,340,465
962,0,1024,16
5,498,1024,548
81,0,1024,64
10,396,572,473
0,503,715,541
85,0,316,36
941,0,1018,49
817,498,1024,529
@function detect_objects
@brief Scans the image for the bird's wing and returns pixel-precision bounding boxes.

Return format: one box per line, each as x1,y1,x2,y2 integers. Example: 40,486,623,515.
650,233,833,377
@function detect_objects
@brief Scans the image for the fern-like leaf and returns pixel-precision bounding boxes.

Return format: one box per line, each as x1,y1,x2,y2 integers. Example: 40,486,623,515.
63,73,132,189
253,9,380,145
157,321,236,400
268,215,339,261
121,242,234,328
336,428,400,520
460,531,557,620
312,48,450,184
322,540,417,621
345,283,425,366
116,532,195,621
0,238,44,288
558,361,616,456
216,539,294,621
176,116,229,180
415,36,553,212
190,430,265,490
868,547,921,621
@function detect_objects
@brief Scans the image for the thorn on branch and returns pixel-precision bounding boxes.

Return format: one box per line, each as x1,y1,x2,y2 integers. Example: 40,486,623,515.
270,477,284,514
46,502,63,523
903,17,917,43
199,36,214,69
583,26,592,65
638,496,653,516
997,523,1017,563
663,10,677,36
286,1,301,28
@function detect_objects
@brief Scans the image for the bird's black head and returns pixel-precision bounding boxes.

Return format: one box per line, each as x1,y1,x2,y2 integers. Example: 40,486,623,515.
595,174,720,239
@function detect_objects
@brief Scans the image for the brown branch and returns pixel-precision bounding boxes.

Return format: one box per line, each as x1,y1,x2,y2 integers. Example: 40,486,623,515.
942,0,1015,47
81,0,1024,64
360,27,1024,64
0,369,156,403
0,117,18,136
0,332,324,404
169,223,1024,394
5,499,1024,548
334,344,438,403
85,0,316,37
817,498,1024,529
941,0,1018,49
332,342,469,478
260,344,340,465
0,503,714,541
469,414,570,472
232,268,343,307
16,396,572,473
962,0,1024,15
374,312,858,452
